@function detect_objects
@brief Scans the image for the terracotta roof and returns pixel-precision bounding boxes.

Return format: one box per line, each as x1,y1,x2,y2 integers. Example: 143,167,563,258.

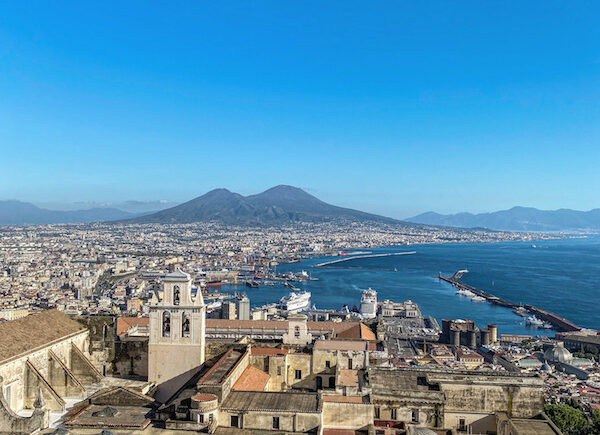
336,323,376,341
314,340,368,351
116,317,149,336
232,365,270,391
338,369,359,387
250,347,287,355
0,309,86,363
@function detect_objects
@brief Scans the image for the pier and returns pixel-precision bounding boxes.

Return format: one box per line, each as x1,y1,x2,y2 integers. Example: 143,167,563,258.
313,251,416,268
439,274,581,332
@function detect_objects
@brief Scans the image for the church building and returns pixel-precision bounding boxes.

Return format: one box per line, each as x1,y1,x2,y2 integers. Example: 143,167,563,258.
148,269,206,401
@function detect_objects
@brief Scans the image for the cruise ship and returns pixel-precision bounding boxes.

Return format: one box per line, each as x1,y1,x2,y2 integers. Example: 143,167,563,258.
360,288,378,319
279,291,311,313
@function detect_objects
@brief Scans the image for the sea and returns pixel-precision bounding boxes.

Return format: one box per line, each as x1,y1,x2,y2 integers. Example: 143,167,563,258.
219,236,600,337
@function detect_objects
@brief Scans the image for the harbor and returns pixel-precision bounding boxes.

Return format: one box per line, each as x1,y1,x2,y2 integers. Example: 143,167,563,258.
439,272,581,332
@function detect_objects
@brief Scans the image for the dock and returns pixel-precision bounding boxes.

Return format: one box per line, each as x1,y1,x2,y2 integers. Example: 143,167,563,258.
313,251,416,268
439,273,581,332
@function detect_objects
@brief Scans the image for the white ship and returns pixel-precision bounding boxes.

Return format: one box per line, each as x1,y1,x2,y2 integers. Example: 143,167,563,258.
279,291,311,313
360,288,378,319
456,289,475,297
526,315,544,327
471,295,486,302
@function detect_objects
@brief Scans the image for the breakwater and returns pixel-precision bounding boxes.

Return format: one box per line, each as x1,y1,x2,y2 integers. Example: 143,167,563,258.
439,273,581,332
313,251,416,268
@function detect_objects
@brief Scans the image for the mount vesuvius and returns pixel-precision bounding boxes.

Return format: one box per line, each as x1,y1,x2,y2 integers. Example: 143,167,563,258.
124,185,400,225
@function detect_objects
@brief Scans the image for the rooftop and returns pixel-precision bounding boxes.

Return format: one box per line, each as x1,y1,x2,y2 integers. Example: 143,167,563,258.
0,309,86,363
221,391,320,413
232,365,270,391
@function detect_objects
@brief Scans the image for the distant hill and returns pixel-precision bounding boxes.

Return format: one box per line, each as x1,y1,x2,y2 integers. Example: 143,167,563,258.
407,206,600,231
0,200,140,226
126,185,401,225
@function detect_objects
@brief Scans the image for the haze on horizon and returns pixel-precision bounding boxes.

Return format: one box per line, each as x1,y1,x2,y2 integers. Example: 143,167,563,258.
1,2,599,219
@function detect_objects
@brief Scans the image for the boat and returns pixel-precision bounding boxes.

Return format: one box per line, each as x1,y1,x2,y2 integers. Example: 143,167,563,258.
526,316,544,327
456,289,475,297
245,280,259,288
512,306,528,317
360,288,378,319
278,291,311,313
283,281,301,292
471,296,486,302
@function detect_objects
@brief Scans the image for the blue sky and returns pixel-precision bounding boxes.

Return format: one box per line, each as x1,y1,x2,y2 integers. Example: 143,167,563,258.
1,1,599,218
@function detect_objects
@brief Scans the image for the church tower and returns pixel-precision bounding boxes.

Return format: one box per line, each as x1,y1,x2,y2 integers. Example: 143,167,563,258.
149,269,205,387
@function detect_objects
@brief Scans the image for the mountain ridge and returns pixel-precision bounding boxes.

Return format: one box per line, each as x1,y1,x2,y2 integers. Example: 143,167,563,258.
0,200,142,226
407,206,600,231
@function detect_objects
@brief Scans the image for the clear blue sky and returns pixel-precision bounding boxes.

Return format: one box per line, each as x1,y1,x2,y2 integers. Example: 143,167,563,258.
1,1,599,218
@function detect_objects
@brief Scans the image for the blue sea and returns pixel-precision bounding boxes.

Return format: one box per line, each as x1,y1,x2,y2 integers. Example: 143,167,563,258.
220,236,600,337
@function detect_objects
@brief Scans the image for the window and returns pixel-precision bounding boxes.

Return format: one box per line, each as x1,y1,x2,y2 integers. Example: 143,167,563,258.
4,386,11,408
348,358,353,369
316,376,322,389
182,313,190,337
325,360,331,369
329,377,335,388
458,418,467,431
295,369,302,380
199,414,204,423
230,415,239,428
294,326,300,338
374,406,380,419
209,414,213,423
411,409,419,423
417,376,427,386
276,366,282,376
272,416,280,429
390,408,397,420
162,311,171,337
173,286,180,305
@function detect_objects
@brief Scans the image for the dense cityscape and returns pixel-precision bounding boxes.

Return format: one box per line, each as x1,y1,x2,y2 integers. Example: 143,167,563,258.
2,2,599,434
0,220,596,434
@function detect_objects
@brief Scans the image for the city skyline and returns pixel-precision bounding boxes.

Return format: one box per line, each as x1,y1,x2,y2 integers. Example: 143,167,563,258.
1,2,599,217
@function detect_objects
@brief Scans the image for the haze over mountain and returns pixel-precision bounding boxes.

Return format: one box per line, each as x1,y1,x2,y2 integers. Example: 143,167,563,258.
126,185,400,225
34,200,177,214
407,207,600,232
0,200,141,226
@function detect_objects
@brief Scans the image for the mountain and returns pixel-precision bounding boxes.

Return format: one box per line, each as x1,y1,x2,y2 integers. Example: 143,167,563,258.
407,206,600,232
126,185,400,225
0,200,140,226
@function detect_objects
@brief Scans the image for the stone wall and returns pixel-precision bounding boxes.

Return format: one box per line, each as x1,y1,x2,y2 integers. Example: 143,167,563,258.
219,409,320,432
0,330,89,412
323,400,373,430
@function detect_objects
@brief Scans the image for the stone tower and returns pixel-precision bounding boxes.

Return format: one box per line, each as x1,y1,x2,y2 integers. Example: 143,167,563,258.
149,269,205,388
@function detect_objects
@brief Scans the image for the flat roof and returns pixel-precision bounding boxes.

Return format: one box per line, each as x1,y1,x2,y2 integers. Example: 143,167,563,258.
221,391,320,413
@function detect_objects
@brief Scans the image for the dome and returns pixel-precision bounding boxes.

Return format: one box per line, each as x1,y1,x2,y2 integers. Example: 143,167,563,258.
541,363,553,372
544,342,573,364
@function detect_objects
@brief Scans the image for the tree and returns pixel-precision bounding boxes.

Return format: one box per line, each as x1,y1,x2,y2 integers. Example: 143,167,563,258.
591,409,600,435
544,403,589,435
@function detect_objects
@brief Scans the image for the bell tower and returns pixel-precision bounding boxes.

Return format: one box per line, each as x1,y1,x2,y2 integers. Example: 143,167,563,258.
149,269,205,387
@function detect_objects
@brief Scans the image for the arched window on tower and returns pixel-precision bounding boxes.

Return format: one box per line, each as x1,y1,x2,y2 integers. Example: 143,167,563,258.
162,311,171,337
182,313,190,338
173,286,180,305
